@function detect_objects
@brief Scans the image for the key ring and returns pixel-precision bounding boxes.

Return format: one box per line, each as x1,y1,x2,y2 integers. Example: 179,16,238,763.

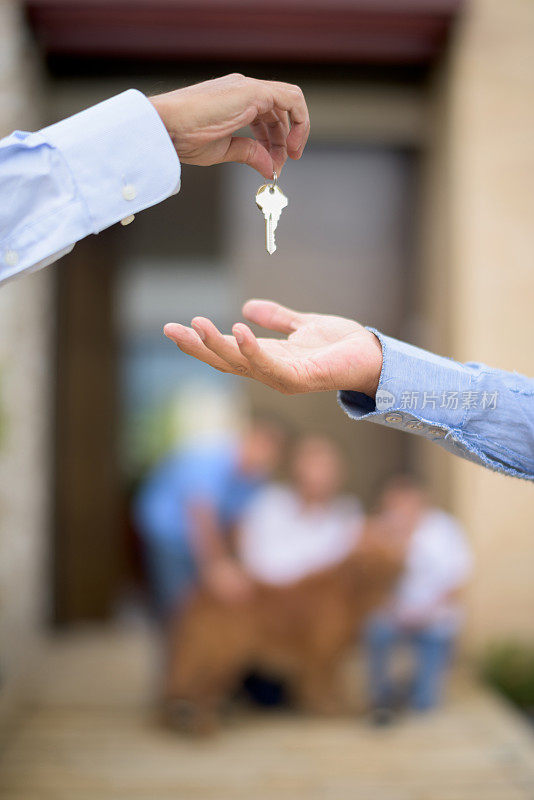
269,171,278,193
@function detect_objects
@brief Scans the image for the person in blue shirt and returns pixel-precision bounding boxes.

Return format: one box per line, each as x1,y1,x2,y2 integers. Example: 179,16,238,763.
163,299,534,482
134,418,286,617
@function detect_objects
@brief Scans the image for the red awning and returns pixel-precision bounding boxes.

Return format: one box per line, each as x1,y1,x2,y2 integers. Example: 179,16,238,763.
25,0,464,65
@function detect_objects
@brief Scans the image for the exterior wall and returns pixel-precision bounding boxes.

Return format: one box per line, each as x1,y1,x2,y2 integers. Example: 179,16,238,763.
0,1,51,727
419,0,534,649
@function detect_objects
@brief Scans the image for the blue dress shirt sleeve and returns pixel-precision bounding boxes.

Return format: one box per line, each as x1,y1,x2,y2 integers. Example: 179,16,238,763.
0,89,180,285
338,329,534,481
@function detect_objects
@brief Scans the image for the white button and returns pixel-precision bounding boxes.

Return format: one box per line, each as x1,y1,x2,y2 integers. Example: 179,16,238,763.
5,249,19,267
120,214,135,226
122,184,137,201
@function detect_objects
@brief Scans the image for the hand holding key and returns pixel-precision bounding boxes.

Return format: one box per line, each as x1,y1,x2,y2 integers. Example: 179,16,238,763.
150,74,310,179
164,299,383,398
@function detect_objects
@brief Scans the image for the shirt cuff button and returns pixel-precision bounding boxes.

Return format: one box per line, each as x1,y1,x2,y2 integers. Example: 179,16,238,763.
122,184,137,201
429,427,446,438
120,214,135,226
405,420,425,430
5,249,19,267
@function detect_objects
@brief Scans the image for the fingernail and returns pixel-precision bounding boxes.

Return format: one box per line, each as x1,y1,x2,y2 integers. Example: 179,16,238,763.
163,323,177,339
234,328,244,344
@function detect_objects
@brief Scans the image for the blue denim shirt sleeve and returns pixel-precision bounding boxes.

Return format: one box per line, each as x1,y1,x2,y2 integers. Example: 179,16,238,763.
338,329,534,481
0,89,180,285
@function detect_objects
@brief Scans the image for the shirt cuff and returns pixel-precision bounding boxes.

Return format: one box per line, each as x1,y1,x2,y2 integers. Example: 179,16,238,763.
39,89,181,234
339,328,473,428
337,329,533,480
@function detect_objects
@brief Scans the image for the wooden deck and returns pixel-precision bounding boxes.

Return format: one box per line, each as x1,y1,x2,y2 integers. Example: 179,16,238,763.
2,627,534,800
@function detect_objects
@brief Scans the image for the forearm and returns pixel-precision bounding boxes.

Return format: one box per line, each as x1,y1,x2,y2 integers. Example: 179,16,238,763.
339,330,534,481
0,90,180,285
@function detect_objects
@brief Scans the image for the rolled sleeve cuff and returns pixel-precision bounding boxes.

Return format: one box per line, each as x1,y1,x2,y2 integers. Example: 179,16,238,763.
40,89,181,234
337,329,533,480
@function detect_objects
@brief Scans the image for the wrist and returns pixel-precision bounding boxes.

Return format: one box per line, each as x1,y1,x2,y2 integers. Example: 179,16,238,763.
149,94,176,147
356,331,383,398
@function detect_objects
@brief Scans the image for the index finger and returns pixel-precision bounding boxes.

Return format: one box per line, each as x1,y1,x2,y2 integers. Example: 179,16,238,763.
259,80,310,158
251,109,288,175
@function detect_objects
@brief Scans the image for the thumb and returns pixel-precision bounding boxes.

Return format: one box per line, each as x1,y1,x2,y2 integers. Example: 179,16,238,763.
223,136,274,179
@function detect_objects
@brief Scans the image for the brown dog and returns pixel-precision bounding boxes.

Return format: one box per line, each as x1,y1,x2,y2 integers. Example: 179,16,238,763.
164,521,403,733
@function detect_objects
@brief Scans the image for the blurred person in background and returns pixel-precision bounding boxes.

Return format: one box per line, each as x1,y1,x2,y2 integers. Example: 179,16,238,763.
363,474,473,725
134,416,287,620
164,444,404,731
238,434,363,586
235,433,363,708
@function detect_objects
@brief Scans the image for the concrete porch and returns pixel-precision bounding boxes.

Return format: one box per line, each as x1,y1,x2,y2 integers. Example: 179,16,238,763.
1,627,534,800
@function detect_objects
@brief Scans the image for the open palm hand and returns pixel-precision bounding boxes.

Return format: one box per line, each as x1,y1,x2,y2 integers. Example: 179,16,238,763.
164,300,383,397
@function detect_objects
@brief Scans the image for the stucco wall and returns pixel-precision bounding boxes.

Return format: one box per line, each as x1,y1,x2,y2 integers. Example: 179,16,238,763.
0,0,51,727
419,0,534,649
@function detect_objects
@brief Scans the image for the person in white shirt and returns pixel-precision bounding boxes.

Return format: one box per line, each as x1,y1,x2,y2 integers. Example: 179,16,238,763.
364,474,472,723
237,434,363,585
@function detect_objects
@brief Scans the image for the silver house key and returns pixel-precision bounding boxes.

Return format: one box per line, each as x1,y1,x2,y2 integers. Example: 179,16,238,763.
255,172,288,255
